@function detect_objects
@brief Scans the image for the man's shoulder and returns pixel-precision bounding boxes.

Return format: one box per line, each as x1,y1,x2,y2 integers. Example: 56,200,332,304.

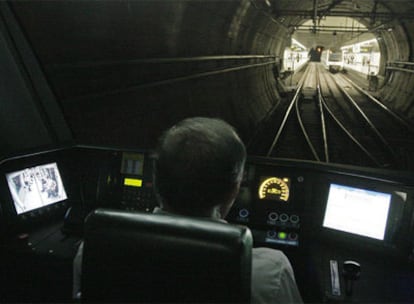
253,246,285,255
252,247,290,265
251,247,302,303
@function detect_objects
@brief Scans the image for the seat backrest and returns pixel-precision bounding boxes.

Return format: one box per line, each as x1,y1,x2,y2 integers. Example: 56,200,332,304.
81,208,252,303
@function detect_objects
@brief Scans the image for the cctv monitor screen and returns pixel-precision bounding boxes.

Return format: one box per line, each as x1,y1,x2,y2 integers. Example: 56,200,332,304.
323,183,391,240
6,162,67,214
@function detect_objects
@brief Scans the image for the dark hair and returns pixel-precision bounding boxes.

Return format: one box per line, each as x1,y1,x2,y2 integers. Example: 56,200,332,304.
153,117,246,214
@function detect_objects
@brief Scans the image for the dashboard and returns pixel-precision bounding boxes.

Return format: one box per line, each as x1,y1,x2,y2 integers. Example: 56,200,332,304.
0,145,413,302
228,159,413,254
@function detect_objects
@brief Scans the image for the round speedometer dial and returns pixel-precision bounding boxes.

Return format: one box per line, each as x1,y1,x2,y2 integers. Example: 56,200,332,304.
258,177,290,201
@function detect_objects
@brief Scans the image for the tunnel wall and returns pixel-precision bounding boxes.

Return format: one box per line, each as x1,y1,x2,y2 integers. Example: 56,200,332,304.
7,0,290,151
379,22,414,120
2,1,414,157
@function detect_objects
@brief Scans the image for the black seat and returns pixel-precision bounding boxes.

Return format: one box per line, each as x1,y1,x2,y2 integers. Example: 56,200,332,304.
81,208,252,303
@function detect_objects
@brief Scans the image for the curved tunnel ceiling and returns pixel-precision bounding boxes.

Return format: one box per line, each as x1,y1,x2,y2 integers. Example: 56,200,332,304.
293,17,371,49
3,0,414,157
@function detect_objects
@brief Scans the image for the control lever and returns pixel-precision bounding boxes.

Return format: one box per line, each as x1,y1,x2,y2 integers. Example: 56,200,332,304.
342,260,361,297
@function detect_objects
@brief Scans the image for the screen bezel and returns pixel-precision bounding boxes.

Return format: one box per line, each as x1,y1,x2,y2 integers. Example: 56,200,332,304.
320,179,408,249
322,183,392,241
5,162,68,216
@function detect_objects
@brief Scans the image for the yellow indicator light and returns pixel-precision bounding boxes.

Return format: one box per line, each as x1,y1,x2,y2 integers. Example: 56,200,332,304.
124,178,143,187
278,232,287,240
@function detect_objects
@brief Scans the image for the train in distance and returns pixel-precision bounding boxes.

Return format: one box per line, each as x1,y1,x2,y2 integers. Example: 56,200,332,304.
321,49,345,73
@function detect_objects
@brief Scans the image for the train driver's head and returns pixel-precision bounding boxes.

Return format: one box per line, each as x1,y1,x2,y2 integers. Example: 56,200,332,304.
153,117,246,219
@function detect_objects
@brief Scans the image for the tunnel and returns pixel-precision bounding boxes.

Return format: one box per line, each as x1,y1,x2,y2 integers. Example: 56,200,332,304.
1,0,413,163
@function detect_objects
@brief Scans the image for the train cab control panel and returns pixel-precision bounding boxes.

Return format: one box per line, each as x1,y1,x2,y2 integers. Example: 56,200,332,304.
0,145,413,302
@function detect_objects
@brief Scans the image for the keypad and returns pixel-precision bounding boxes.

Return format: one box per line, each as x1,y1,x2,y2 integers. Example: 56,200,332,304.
121,186,156,212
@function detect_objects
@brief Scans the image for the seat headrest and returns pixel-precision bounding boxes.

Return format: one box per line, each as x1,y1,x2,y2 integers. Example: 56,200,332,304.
82,208,252,303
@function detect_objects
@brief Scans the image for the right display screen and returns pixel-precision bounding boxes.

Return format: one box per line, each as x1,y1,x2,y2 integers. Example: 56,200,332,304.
323,183,392,240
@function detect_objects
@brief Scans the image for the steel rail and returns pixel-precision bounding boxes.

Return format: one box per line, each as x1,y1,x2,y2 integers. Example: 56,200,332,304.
63,60,278,103
318,70,382,166
266,64,310,156
295,96,321,161
318,87,330,162
275,10,414,19
320,89,383,167
385,66,414,73
333,75,398,161
315,69,329,163
295,25,362,30
295,28,368,33
391,61,414,66
295,63,321,161
50,55,279,69
343,76,414,133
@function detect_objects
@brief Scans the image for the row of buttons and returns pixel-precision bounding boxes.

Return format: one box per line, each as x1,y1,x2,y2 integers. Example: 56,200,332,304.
123,187,153,202
122,187,155,212
266,230,299,246
237,209,300,225
19,201,68,220
267,230,298,241
267,212,300,224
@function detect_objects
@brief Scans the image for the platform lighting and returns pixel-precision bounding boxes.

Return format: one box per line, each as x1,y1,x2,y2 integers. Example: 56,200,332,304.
292,38,307,50
341,38,378,50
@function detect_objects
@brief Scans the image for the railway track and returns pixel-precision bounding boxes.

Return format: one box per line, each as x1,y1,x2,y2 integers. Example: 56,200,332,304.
249,62,414,170
265,63,317,160
317,65,391,167
335,74,414,168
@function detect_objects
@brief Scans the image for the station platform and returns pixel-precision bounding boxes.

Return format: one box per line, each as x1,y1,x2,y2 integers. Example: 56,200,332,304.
344,63,382,93
344,62,379,76
279,61,382,95
282,61,376,94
